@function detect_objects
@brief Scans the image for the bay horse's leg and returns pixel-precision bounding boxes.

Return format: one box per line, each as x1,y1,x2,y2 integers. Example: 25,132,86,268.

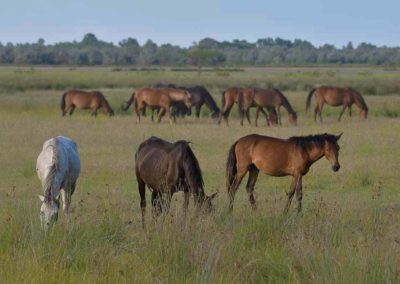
228,166,248,212
348,105,352,117
255,107,260,127
157,108,166,123
246,166,259,210
138,178,146,228
134,103,141,123
284,177,297,213
275,106,282,126
338,105,347,121
314,105,319,122
69,105,75,117
246,110,252,126
259,107,270,126
295,176,303,213
318,102,324,122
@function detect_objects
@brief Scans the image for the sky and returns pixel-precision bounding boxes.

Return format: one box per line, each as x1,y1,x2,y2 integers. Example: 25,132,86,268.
0,0,398,47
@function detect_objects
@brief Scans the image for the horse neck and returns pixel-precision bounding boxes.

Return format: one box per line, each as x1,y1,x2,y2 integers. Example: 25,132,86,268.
202,91,219,112
280,95,295,114
305,145,325,164
352,92,367,111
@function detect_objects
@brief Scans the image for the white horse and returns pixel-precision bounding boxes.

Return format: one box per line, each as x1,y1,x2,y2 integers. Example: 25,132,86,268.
36,136,80,230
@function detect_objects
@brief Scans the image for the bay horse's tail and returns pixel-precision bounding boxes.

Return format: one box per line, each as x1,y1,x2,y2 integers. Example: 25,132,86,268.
306,88,316,112
60,92,68,114
121,92,135,111
226,141,238,190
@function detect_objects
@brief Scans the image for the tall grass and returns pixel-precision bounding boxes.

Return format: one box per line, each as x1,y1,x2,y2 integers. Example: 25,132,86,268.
0,67,399,283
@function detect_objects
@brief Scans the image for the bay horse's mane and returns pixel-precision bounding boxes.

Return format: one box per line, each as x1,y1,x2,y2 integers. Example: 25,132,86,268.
289,133,337,151
273,88,296,115
349,87,368,112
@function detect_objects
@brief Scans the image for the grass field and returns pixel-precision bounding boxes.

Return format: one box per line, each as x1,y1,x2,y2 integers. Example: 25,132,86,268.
0,67,399,283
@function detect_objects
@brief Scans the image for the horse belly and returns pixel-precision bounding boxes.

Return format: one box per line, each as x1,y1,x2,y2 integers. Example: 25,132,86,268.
325,94,344,106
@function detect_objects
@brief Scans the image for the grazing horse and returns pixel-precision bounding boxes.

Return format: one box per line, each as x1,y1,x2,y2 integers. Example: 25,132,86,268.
135,136,217,227
306,86,368,122
218,87,277,126
36,136,80,230
238,88,297,126
122,88,192,123
61,90,114,117
153,83,191,119
226,133,342,213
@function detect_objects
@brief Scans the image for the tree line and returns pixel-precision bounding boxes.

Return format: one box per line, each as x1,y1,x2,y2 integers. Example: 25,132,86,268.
1,33,399,66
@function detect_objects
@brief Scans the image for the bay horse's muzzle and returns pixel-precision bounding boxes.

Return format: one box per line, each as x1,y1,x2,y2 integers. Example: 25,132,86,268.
332,163,340,172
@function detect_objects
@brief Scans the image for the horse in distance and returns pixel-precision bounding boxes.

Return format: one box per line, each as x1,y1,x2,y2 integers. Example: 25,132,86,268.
306,86,368,122
122,87,192,123
226,133,342,213
135,136,217,227
36,136,80,230
61,90,114,117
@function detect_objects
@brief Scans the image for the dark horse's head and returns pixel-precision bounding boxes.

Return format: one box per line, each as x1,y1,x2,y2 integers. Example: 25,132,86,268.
178,141,218,211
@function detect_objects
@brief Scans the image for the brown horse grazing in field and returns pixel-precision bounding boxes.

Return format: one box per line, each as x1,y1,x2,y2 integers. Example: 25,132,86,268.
135,136,218,227
226,133,342,213
306,86,368,122
239,88,297,126
218,87,277,126
61,90,114,117
122,88,192,123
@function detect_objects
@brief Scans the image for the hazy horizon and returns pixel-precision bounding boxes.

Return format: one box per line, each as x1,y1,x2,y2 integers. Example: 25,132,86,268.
1,0,398,48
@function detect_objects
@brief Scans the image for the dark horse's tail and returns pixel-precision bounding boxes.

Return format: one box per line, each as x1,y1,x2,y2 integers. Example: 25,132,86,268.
226,141,238,190
60,92,68,114
121,92,135,111
306,88,316,112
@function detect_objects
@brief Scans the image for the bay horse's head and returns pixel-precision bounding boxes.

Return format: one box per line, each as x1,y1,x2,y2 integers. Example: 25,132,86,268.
323,133,342,172
289,112,298,126
38,195,59,231
183,90,193,109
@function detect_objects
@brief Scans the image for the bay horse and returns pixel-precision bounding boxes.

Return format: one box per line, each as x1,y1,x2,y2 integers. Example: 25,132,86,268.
154,83,220,118
238,88,297,126
122,87,192,123
226,133,342,213
36,136,80,230
218,87,277,126
61,90,114,117
306,86,368,122
135,136,217,227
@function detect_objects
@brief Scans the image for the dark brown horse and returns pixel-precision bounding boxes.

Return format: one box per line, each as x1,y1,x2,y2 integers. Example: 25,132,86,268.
306,86,368,122
122,87,192,123
135,136,217,227
218,87,277,126
226,133,342,213
61,90,114,117
238,88,297,126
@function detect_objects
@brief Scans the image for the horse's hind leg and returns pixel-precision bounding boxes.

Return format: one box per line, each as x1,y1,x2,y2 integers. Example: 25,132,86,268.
138,179,146,228
61,188,72,216
69,105,75,117
228,165,248,212
246,166,259,210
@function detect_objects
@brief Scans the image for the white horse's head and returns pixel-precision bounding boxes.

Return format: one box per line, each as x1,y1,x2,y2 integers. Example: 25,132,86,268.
38,195,59,230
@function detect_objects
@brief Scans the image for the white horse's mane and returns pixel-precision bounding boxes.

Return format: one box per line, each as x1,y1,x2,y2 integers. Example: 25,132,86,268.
43,139,59,203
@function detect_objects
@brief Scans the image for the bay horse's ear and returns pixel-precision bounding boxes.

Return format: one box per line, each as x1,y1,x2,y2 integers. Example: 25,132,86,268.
38,195,45,202
336,133,343,140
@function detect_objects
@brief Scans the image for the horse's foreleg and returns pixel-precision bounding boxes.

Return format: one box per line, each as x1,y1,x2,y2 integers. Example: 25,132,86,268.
338,105,347,121
284,177,297,213
195,105,201,118
69,106,75,117
246,109,252,126
260,107,270,126
151,191,162,220
246,167,259,210
255,108,260,127
275,106,282,126
295,176,303,213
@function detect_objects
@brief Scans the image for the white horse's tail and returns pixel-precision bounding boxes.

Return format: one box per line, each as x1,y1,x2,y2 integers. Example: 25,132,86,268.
43,140,59,202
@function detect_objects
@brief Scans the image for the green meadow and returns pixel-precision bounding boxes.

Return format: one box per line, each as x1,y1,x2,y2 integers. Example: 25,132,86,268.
0,66,399,283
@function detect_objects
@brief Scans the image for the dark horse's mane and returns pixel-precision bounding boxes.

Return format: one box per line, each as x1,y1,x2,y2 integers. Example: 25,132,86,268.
289,134,337,151
175,140,205,194
196,86,220,113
